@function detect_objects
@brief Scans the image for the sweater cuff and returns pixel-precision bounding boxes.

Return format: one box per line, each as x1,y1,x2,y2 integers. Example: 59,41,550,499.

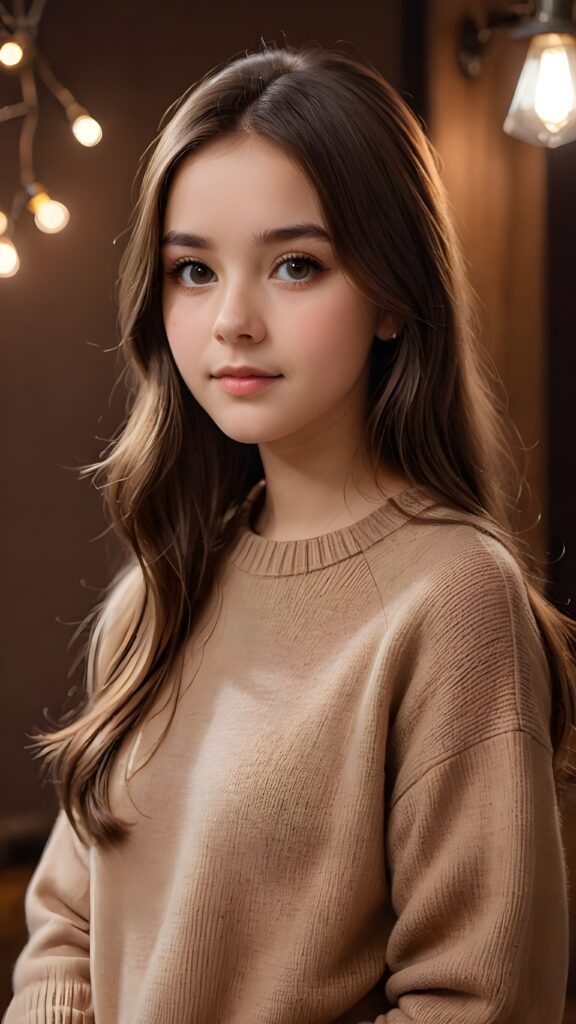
2,978,93,1024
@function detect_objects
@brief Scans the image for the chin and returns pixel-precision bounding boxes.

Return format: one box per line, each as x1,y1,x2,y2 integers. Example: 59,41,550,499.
206,417,269,446
210,417,292,447
195,396,304,446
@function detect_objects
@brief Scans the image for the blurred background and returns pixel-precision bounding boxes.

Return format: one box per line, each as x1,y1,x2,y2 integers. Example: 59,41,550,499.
0,0,574,1014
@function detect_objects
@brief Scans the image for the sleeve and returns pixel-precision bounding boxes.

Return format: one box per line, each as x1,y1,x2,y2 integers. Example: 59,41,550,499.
380,730,568,1023
374,531,569,1023
2,809,93,1024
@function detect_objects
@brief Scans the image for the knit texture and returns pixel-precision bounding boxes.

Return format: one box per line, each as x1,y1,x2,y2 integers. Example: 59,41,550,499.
3,480,569,1023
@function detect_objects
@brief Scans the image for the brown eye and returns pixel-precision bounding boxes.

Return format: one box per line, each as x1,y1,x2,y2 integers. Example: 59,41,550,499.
273,254,324,284
171,260,215,287
282,258,311,281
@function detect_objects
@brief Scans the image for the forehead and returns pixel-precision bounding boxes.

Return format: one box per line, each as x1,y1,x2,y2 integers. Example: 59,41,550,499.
163,135,324,227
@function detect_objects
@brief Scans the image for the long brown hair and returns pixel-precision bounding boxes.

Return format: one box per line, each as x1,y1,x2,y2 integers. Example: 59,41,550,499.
31,43,576,846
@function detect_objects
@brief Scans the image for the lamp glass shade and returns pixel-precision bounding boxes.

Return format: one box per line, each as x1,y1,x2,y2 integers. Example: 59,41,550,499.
503,33,576,147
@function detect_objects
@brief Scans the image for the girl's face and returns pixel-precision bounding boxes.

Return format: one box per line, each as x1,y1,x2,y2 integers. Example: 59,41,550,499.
161,135,396,448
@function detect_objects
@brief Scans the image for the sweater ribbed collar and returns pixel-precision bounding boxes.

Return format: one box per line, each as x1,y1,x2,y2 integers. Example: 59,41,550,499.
228,478,436,576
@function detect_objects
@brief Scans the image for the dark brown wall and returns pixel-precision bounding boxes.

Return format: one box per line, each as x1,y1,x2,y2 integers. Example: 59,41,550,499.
548,130,576,998
0,1,404,832
548,142,576,620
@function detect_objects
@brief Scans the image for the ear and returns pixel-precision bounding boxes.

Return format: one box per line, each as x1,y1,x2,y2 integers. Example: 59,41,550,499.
374,311,404,341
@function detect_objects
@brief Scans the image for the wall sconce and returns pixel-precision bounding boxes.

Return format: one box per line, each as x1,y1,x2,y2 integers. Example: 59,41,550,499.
458,0,576,147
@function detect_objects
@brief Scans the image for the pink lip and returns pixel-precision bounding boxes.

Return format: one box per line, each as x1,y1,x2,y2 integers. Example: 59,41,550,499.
216,375,282,396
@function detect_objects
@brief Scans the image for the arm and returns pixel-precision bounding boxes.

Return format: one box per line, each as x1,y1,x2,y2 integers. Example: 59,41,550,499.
2,810,93,1024
366,531,569,1023
380,728,568,1022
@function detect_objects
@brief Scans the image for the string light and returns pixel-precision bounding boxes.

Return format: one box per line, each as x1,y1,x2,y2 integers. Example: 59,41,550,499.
66,101,103,147
26,185,69,233
71,112,103,147
0,38,23,66
0,0,102,277
0,210,20,277
0,236,20,276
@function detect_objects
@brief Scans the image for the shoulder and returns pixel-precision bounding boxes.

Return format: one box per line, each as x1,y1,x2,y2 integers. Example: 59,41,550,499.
382,504,553,800
423,520,530,615
371,491,536,628
377,499,553,778
409,505,545,658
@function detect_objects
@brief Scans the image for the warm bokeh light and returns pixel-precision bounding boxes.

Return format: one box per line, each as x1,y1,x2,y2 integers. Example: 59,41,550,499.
0,238,20,277
0,40,24,67
504,33,576,147
71,114,103,147
34,198,69,233
27,190,70,233
0,210,7,235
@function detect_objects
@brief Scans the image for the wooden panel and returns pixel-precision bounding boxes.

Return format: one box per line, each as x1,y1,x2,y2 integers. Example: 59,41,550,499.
427,0,548,563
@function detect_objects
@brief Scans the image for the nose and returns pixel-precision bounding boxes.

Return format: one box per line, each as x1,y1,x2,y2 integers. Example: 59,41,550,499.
212,277,266,345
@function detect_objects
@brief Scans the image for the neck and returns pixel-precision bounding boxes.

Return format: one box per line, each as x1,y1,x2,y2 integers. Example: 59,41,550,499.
252,453,410,541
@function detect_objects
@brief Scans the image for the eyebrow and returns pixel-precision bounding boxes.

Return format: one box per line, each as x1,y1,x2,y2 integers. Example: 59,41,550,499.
160,223,332,250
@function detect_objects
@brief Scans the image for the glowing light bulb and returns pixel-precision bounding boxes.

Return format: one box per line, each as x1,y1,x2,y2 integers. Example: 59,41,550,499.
71,114,103,147
504,34,576,147
27,190,70,233
0,238,20,277
34,199,69,233
534,46,574,126
0,40,24,67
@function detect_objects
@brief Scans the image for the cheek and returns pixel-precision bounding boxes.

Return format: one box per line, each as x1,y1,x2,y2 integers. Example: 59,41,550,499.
295,289,375,366
163,310,183,344
163,315,186,373
162,289,179,343
162,294,202,371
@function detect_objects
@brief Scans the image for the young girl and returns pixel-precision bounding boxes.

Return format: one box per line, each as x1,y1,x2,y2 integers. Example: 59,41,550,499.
4,43,574,1024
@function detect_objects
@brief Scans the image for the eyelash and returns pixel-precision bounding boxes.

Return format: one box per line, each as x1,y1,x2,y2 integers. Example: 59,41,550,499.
165,252,326,290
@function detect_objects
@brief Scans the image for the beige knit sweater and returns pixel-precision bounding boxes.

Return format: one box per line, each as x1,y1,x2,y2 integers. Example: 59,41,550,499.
3,481,569,1023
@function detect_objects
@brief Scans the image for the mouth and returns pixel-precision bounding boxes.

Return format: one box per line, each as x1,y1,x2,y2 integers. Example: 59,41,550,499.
212,373,283,379
214,374,283,395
